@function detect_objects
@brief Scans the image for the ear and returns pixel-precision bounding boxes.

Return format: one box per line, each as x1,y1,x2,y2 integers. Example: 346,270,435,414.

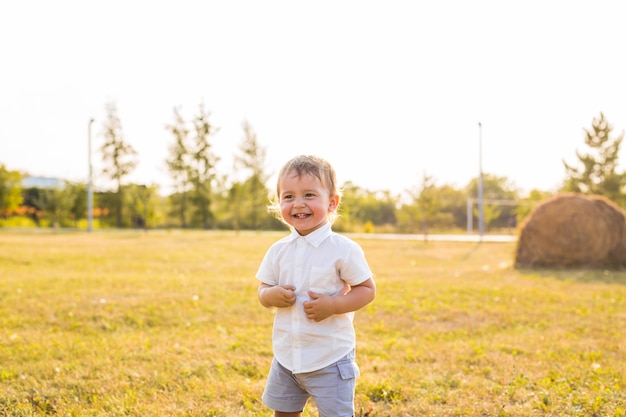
328,194,340,212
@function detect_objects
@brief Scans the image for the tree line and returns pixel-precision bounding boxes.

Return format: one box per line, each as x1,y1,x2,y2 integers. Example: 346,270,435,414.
1,108,624,234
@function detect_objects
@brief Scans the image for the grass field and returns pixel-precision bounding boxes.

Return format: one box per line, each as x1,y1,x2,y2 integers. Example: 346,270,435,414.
0,230,624,416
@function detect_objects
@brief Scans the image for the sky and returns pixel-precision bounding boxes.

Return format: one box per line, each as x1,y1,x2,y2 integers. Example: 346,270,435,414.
2,1,626,198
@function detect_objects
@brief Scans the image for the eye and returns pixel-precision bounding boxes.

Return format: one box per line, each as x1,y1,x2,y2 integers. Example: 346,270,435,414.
305,192,316,198
282,194,294,200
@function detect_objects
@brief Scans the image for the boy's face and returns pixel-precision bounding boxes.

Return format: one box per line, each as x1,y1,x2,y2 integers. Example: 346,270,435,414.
278,171,338,236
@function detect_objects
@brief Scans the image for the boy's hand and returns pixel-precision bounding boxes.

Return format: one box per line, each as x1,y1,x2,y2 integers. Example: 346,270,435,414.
303,291,336,322
303,279,376,322
259,284,296,308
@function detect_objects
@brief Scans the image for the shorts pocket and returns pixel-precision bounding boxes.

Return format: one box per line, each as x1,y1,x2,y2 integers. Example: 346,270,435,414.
336,359,359,403
337,360,360,380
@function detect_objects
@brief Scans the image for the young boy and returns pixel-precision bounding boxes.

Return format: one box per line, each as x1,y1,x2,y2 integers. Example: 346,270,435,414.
256,155,376,417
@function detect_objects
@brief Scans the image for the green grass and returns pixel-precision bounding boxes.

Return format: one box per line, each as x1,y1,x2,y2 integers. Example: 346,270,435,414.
0,230,624,416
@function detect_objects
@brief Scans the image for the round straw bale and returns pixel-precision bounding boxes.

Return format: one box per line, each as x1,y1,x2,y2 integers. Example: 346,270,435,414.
515,193,626,268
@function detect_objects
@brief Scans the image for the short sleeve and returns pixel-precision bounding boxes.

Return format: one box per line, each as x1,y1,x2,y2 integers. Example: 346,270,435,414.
340,241,373,286
256,246,278,286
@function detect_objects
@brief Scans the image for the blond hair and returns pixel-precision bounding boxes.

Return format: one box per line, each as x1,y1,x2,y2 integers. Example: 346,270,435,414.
268,155,342,224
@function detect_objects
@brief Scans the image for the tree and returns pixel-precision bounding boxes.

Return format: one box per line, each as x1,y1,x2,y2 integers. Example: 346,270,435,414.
563,112,626,205
399,177,465,234
407,172,440,237
0,164,22,219
100,102,138,228
232,120,271,231
21,186,45,225
188,102,219,229
434,184,468,229
337,182,397,232
21,181,77,228
466,174,518,230
515,188,553,225
126,183,160,229
66,182,88,227
165,106,192,227
42,185,75,229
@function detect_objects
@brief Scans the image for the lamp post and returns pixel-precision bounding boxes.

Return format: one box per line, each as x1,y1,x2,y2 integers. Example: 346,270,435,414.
88,118,94,232
478,122,484,241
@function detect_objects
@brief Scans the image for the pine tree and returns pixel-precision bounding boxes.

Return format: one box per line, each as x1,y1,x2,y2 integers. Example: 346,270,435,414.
563,113,626,205
165,106,191,227
100,102,137,228
233,121,270,230
189,102,219,229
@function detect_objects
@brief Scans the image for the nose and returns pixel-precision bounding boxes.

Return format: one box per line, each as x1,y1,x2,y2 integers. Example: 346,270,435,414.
293,196,306,207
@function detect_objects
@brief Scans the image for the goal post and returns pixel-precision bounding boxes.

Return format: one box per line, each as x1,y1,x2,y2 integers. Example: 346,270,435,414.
466,197,518,234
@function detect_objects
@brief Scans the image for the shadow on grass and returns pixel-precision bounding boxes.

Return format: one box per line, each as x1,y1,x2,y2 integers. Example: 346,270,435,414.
460,243,483,260
515,266,626,285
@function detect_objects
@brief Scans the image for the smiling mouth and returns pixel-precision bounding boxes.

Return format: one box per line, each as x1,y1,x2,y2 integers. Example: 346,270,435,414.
293,213,310,219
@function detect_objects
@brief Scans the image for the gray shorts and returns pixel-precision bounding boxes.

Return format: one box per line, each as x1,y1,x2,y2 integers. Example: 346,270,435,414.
262,350,360,417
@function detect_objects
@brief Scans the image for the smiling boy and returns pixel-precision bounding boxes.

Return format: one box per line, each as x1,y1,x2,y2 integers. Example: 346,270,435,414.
256,155,376,417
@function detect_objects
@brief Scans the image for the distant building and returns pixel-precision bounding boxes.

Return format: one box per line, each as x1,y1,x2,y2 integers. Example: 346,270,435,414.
22,176,65,189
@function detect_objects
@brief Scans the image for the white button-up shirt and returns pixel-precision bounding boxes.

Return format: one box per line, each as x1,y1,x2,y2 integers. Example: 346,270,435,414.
256,222,373,373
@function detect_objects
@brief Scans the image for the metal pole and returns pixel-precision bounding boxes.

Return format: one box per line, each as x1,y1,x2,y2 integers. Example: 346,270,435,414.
88,118,94,232
467,198,473,234
478,122,484,241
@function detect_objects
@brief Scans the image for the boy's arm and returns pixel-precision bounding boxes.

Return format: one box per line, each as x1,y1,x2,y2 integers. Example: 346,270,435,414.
258,283,297,308
303,278,376,322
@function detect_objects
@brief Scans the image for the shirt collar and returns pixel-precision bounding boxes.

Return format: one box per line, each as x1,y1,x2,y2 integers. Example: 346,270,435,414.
286,222,332,247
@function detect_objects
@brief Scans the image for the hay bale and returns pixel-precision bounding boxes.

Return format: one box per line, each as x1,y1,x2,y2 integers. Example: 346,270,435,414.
515,193,626,268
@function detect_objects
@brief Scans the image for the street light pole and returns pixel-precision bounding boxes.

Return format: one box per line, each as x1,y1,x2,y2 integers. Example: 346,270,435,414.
478,122,484,241
88,118,94,232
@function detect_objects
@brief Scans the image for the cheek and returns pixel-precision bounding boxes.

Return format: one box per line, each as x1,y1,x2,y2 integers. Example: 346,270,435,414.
280,203,291,216
313,201,330,213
